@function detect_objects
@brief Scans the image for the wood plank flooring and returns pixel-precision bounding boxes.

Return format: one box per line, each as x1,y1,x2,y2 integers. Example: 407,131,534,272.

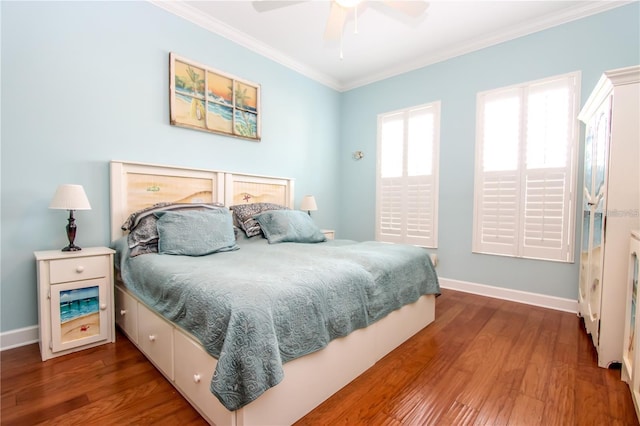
2,289,638,425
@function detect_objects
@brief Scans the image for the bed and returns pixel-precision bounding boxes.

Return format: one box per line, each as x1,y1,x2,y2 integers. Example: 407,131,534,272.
110,160,440,425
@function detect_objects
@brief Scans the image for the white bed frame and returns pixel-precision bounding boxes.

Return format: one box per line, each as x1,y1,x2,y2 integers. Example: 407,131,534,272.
110,161,436,425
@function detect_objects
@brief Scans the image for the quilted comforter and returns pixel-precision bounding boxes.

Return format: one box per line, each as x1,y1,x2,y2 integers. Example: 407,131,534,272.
113,235,439,411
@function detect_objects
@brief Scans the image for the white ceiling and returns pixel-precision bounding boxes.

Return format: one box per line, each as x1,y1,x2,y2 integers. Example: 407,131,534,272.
152,1,630,91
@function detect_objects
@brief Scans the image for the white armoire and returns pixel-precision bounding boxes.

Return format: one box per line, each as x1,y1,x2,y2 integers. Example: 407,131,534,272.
578,65,640,368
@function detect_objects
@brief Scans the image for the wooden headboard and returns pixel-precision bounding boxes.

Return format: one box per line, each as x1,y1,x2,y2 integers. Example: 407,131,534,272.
110,161,294,241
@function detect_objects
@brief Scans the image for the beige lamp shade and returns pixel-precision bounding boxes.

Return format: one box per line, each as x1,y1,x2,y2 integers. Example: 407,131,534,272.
300,195,318,215
49,184,91,210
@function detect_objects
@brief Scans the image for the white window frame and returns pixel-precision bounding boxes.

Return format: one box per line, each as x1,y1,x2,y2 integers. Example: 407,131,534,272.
375,101,441,248
472,71,581,262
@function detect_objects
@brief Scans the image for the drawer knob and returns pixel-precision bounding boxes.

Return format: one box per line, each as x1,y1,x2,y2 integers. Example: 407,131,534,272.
76,265,85,273
193,374,201,383
120,309,127,316
148,335,156,342
100,303,107,311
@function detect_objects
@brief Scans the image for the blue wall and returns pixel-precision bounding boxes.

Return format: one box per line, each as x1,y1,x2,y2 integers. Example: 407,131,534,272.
338,4,640,299
0,1,341,333
1,1,639,334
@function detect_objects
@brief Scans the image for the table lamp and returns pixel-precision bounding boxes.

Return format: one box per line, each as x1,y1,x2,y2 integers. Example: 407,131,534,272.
49,184,92,251
300,195,318,216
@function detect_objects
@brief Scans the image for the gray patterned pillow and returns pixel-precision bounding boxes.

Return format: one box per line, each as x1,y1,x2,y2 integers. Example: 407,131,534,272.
229,203,288,237
122,202,225,256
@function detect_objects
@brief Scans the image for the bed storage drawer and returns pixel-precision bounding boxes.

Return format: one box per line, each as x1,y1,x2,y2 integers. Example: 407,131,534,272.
174,331,232,425
137,303,174,380
115,286,138,344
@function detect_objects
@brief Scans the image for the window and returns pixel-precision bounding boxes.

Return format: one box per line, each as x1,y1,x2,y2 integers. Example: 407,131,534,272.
473,72,580,262
376,102,440,248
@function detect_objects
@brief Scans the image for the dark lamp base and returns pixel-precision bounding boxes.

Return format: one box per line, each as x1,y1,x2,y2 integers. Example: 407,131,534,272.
61,210,81,252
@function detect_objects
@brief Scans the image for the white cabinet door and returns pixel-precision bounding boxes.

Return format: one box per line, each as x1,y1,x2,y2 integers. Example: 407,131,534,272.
626,232,640,420
578,94,611,342
49,277,110,353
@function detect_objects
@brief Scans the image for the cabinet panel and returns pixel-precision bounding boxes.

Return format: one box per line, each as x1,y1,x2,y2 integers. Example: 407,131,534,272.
138,303,174,380
625,235,640,377
580,95,610,326
49,277,110,353
626,232,640,420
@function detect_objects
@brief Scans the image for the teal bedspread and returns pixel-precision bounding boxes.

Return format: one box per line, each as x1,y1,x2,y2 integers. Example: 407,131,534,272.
113,236,439,411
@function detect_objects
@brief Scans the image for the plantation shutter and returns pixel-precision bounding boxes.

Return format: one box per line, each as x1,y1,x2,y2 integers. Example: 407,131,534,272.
520,77,576,260
474,88,521,256
476,171,520,255
379,175,434,246
521,168,570,259
377,103,440,248
379,177,403,239
473,73,579,262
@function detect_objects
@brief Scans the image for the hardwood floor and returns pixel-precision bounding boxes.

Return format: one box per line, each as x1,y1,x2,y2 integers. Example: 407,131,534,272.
2,289,638,425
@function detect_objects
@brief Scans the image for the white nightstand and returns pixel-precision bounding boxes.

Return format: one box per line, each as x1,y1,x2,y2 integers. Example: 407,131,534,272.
34,247,115,361
322,230,335,240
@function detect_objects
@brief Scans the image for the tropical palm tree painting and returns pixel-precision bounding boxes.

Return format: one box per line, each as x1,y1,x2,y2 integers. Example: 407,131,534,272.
170,53,261,140
173,60,206,129
206,71,234,134
234,82,258,137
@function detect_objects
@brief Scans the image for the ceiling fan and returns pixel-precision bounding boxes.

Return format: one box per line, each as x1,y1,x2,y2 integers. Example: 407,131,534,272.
253,1,429,42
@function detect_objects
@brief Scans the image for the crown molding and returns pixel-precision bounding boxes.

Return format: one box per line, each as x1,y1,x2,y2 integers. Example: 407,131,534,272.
149,0,342,91
151,0,632,92
342,1,634,91
578,64,640,121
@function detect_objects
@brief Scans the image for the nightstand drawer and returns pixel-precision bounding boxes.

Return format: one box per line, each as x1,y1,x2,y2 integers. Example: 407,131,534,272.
49,255,108,284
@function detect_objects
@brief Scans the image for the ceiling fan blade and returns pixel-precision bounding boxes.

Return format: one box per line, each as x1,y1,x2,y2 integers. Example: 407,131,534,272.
324,2,348,41
382,0,429,17
252,1,306,13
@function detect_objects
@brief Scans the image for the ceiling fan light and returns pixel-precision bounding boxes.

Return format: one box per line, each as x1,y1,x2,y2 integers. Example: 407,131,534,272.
335,0,362,9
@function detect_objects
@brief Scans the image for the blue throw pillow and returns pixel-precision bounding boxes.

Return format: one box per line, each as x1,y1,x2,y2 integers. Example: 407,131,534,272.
253,210,327,244
155,209,239,256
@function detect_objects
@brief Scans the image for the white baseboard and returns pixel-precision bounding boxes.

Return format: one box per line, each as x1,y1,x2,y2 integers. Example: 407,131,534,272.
439,277,578,314
0,279,576,350
0,325,39,351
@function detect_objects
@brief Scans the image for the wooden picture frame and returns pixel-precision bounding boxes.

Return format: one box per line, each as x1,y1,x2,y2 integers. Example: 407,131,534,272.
169,53,261,141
